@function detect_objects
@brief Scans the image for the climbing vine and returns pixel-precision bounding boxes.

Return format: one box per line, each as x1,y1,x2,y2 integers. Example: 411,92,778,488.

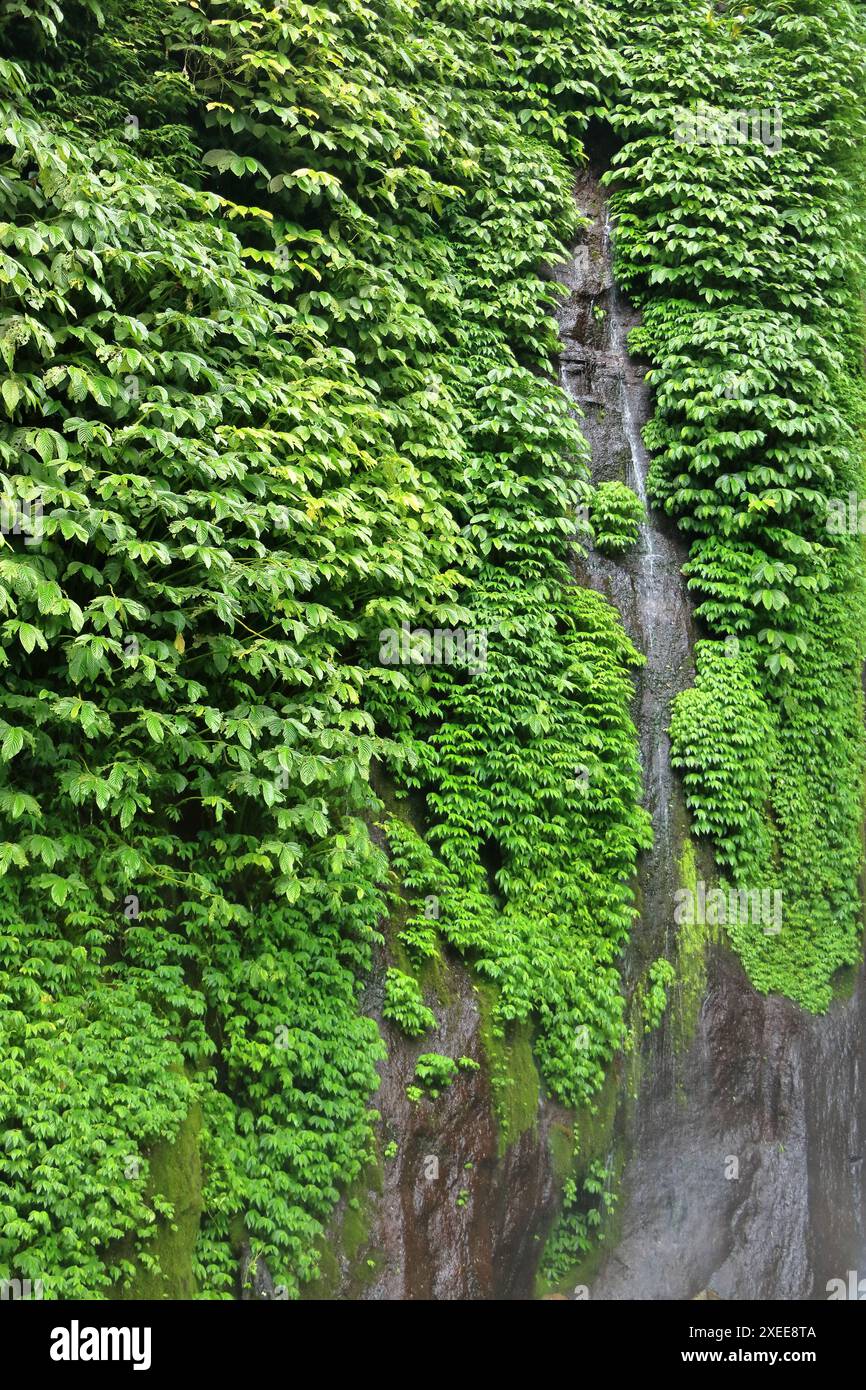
0,0,646,1297
3,0,864,1304
607,0,866,1008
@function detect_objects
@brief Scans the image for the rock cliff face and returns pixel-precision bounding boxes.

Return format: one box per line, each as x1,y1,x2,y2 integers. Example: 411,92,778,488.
561,170,866,1304
315,165,698,1301
121,161,866,1305
310,942,569,1300
319,165,866,1302
594,945,866,1300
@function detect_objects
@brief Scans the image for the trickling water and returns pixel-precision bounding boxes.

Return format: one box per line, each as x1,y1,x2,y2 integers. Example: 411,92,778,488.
601,208,659,591
325,165,866,1305
557,167,866,1300
555,171,692,940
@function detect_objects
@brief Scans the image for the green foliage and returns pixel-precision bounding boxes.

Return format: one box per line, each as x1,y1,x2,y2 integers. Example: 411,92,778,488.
541,1159,616,1284
642,958,676,1034
608,0,866,1007
383,968,437,1038
670,641,777,876
411,1052,476,1097
414,1054,458,1092
12,0,864,1304
0,0,647,1297
382,567,652,1110
589,481,645,554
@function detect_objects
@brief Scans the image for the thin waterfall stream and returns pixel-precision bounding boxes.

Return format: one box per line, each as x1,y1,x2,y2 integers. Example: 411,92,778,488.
556,169,692,949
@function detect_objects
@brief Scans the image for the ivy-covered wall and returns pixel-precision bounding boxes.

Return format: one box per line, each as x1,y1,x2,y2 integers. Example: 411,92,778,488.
0,0,649,1297
1,0,864,1301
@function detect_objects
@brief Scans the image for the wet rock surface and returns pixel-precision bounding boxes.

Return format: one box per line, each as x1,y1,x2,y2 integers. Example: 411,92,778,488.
562,168,866,1302
334,943,565,1300
595,947,866,1300
327,165,866,1302
555,167,695,972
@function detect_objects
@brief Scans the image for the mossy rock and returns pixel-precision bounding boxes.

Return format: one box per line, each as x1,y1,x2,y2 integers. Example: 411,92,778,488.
109,1100,203,1300
476,980,540,1155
